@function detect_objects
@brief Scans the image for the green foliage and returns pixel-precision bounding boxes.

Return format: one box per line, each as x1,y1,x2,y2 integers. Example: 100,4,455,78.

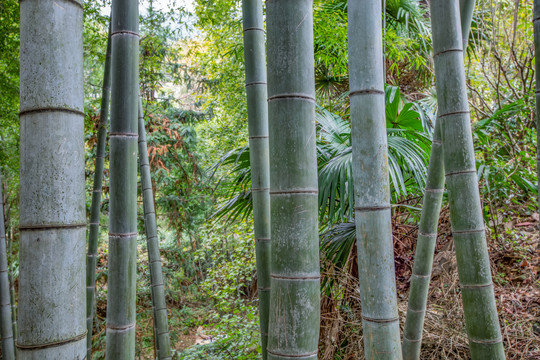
173,222,260,359
212,86,431,226
474,98,537,207
0,0,20,200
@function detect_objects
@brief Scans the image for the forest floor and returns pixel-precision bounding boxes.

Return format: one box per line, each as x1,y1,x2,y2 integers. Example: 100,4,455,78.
91,205,539,359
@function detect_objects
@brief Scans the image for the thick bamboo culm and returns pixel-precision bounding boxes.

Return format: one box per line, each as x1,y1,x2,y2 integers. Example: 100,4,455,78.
0,180,15,360
86,22,112,359
430,0,505,358
348,1,402,358
137,97,172,360
402,2,476,358
266,0,320,359
241,0,271,357
18,0,86,358
106,0,139,358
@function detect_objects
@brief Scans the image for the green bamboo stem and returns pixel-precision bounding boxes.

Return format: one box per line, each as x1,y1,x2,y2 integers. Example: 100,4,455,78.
459,0,476,48
138,97,172,360
241,0,271,357
6,224,16,349
402,2,476,358
266,1,320,359
106,0,139,358
0,179,15,360
402,119,444,360
8,262,16,355
534,0,540,250
430,1,505,358
86,22,112,359
19,0,86,358
348,1,402,358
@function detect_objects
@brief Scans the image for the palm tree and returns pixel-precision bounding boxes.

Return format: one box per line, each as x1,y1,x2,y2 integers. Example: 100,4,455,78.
402,2,476,358
429,0,505,358
0,179,15,360
348,0,402,358
18,0,86,357
86,23,112,359
106,0,139,357
241,0,271,357
212,95,431,229
138,97,172,360
266,0,320,359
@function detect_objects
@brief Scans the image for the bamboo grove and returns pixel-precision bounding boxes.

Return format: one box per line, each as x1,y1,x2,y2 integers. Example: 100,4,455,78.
7,0,539,358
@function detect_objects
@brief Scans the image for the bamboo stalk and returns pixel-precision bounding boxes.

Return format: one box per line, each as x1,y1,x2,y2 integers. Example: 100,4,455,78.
0,179,15,360
241,0,271,357
534,0,540,250
266,1,320,359
402,119,444,360
106,0,139,357
348,1,402,358
430,1,505,358
86,22,112,359
137,96,172,360
6,223,16,349
402,2,476,359
18,0,86,357
459,0,476,48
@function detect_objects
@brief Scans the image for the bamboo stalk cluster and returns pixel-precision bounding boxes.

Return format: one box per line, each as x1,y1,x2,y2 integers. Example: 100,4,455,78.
15,0,513,359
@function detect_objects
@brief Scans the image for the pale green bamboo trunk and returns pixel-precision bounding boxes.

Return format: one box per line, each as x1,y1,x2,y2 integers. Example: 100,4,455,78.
459,0,475,48
106,0,139,358
137,97,172,360
7,231,16,350
348,1,402,358
18,0,86,358
2,188,16,346
86,23,112,359
402,2,476,358
534,0,540,247
241,0,271,357
430,1,505,358
0,179,15,360
266,1,320,359
402,119,444,360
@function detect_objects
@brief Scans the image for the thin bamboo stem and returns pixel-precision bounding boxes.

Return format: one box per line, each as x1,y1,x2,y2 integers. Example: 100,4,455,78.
348,1,402,358
0,179,15,360
266,1,320,359
86,21,112,359
533,0,540,250
241,0,271,357
106,0,139,357
430,1,505,358
6,224,16,348
137,96,172,360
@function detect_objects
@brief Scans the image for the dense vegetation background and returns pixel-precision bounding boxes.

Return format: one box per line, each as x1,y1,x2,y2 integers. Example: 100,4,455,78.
0,0,538,358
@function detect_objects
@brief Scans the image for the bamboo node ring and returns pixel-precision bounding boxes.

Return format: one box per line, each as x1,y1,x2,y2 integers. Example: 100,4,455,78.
433,48,463,58
266,349,318,358
362,316,399,323
16,332,87,350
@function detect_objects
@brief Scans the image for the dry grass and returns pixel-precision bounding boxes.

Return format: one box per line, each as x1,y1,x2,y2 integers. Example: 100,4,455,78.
319,206,540,359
